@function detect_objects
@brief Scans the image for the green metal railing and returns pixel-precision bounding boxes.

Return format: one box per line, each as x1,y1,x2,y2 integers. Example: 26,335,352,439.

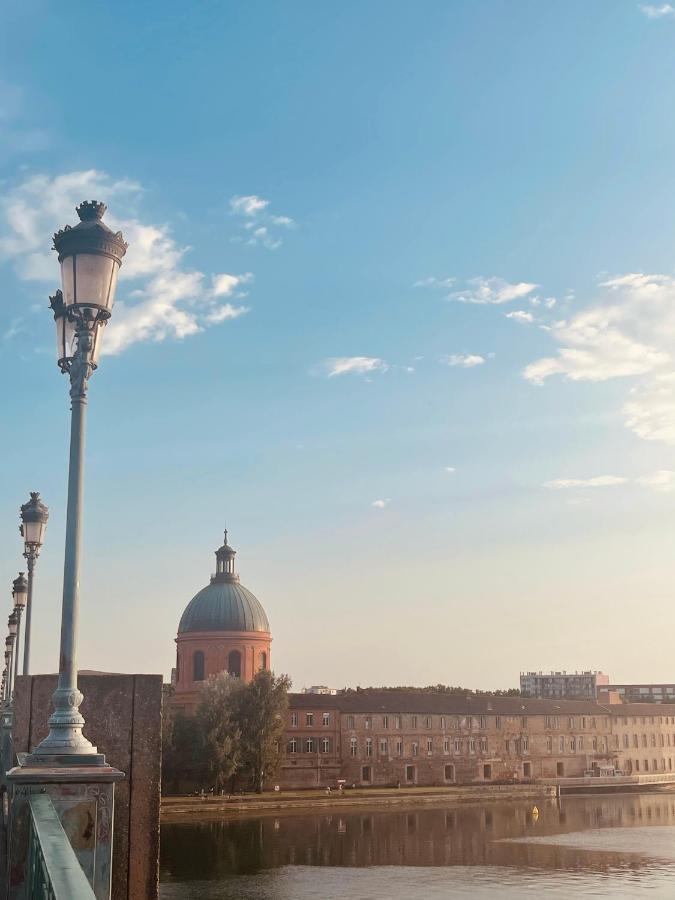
27,793,96,899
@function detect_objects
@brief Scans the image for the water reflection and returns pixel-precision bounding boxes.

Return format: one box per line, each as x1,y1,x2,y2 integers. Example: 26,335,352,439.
160,793,675,883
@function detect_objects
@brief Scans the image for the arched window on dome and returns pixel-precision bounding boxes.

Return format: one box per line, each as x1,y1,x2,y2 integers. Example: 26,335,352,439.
260,652,267,672
228,650,242,678
193,650,205,682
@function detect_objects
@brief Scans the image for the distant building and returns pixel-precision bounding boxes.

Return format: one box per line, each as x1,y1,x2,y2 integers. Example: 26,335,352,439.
600,684,675,704
303,686,337,695
520,671,609,700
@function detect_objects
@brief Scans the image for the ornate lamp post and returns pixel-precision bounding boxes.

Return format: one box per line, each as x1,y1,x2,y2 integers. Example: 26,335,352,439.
5,619,16,700
19,493,48,675
11,574,27,687
30,201,127,761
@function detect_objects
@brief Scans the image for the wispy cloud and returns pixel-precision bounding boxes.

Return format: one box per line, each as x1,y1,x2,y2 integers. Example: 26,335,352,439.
444,466,456,474
523,273,675,442
640,4,675,18
314,356,389,378
0,169,251,355
544,475,628,489
229,194,294,249
416,275,538,305
505,310,534,323
544,471,675,492
442,354,486,368
371,498,391,509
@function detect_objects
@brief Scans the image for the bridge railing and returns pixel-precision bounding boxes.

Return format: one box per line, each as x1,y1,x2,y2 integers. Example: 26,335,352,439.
27,793,96,899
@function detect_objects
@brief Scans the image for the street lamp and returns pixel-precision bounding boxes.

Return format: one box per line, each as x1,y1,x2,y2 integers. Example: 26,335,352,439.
5,620,16,700
11,573,27,686
19,492,49,675
31,201,127,761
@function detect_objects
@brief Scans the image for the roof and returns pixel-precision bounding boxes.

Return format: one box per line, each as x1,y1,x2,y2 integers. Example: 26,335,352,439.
288,690,675,716
178,580,270,634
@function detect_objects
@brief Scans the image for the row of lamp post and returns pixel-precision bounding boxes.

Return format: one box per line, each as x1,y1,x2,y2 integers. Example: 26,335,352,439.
1,495,48,707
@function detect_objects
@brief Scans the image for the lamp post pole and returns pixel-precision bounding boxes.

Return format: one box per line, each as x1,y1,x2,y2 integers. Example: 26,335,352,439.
19,493,49,676
29,201,127,762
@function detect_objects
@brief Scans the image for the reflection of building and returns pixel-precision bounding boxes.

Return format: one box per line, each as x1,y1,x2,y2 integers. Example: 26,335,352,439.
278,692,675,789
172,530,271,714
600,684,675,704
520,670,609,699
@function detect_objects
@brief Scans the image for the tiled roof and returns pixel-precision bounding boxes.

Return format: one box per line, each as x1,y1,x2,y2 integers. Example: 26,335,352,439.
288,690,675,716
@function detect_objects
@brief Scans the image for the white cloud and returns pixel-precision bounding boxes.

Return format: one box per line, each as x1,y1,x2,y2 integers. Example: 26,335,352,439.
505,310,534,324
523,273,675,442
444,466,456,474
544,475,628,489
0,169,251,355
640,4,675,18
414,276,455,289
372,498,391,509
448,277,539,305
229,194,294,249
316,356,389,377
442,354,486,368
636,469,675,492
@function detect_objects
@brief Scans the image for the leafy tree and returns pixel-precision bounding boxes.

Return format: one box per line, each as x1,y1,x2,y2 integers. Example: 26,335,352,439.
196,672,243,791
233,671,291,793
162,708,206,793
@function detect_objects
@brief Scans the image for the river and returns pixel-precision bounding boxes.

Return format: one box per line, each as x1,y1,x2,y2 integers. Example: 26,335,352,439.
160,792,675,898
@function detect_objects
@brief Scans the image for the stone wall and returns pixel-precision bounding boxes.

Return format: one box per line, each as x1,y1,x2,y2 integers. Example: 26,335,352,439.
12,672,162,900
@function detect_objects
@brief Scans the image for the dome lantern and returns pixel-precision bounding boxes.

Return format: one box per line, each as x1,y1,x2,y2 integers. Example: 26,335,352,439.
213,529,238,583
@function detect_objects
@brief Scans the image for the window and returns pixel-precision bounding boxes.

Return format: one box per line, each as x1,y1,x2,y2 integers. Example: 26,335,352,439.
427,738,433,754
483,764,492,780
444,764,455,781
523,762,532,778
452,716,460,730
591,717,596,729
556,762,564,777
578,736,584,751
412,742,419,756
291,712,298,727
642,735,648,747
568,717,575,729
382,715,389,729
411,715,418,729
468,737,476,754
623,734,629,748
570,737,576,752
227,649,241,678
444,738,450,753
521,716,528,728
362,766,372,783
479,716,487,729
495,716,502,729
288,738,297,754
633,734,639,748
467,716,473,730
651,734,657,747
546,737,552,753
635,760,640,772
582,717,586,729
440,717,446,730
405,765,416,783
396,739,403,756
592,737,597,751
260,651,267,671
559,736,565,753
366,738,373,757
305,738,315,753
322,737,330,753
395,715,402,729
306,713,314,727
454,738,461,753
365,716,372,729
480,737,489,753
193,650,205,682
521,736,528,753
350,737,357,756
425,716,433,729
380,739,388,755
322,712,330,727
347,715,355,729
504,739,510,755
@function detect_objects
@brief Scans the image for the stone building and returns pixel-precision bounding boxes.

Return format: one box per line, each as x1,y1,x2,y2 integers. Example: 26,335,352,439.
277,691,675,789
172,530,272,714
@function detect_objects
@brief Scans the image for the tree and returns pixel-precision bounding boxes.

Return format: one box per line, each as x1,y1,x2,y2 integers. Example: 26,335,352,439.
196,672,243,791
162,708,207,793
233,670,291,793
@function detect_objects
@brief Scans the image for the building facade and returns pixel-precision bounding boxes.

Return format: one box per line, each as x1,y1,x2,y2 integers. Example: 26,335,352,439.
276,692,675,789
601,684,675,704
520,670,609,699
172,530,272,714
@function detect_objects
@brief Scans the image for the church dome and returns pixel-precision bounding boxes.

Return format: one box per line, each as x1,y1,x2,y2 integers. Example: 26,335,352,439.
178,530,270,634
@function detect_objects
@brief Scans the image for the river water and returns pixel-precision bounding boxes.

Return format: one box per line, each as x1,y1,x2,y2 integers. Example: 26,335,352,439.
160,792,675,898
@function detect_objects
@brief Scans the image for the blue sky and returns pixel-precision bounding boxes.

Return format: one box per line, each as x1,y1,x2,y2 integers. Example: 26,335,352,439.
2,0,675,689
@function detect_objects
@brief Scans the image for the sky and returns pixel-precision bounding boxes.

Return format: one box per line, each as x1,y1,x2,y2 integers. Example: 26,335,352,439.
2,0,675,691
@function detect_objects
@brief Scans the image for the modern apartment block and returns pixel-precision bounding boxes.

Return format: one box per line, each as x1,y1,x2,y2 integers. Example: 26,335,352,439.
601,684,675,704
520,670,609,699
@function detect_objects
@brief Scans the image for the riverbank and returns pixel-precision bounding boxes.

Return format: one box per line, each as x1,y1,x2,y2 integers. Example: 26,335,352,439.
161,783,556,822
